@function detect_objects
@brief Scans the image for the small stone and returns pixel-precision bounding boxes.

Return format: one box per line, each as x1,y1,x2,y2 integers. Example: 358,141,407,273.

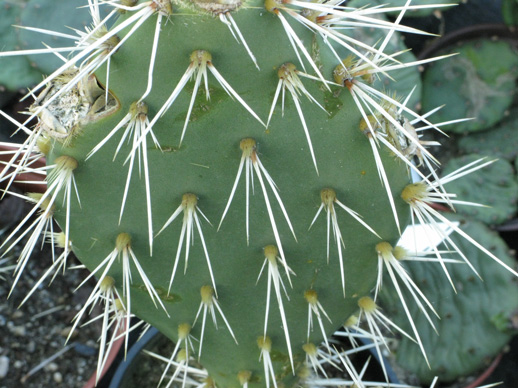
9,325,26,336
27,341,36,353
60,326,76,339
13,360,23,368
45,362,58,372
0,356,9,379
11,311,24,319
53,372,63,383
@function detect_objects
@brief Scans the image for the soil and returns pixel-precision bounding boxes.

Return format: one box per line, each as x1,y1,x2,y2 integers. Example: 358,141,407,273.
0,189,101,388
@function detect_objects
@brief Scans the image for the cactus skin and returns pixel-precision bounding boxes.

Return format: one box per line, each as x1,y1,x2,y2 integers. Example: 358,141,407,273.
422,39,518,134
344,0,422,111
381,214,518,384
42,2,411,387
18,0,95,75
0,0,42,91
442,154,518,225
458,107,518,162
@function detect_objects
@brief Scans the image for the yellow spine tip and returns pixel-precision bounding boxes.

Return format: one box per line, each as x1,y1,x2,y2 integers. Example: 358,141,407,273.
100,276,115,292
358,296,377,313
401,182,427,203
304,289,318,305
178,323,192,340
264,245,278,262
257,335,272,352
115,232,132,252
320,188,336,207
55,155,78,171
375,241,393,255
182,193,198,208
237,370,252,386
302,342,317,355
393,246,408,261
200,285,214,304
190,50,212,65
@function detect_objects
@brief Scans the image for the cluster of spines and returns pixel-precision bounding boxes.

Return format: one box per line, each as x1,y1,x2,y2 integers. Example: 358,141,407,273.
1,0,517,387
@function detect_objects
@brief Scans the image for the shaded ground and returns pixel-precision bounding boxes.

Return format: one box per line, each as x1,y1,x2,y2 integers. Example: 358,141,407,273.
0,191,100,388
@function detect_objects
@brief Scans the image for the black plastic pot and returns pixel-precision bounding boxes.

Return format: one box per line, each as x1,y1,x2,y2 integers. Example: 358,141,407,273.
108,327,161,388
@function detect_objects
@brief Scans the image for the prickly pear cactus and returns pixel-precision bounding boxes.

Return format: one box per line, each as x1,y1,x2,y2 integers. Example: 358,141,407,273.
421,38,518,133
2,1,517,387
458,107,518,161
0,0,42,91
442,154,518,225
381,214,518,384
45,3,410,385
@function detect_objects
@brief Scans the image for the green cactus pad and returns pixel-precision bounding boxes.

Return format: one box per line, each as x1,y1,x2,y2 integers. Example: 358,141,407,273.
381,214,518,384
41,2,414,387
441,154,518,225
0,0,42,90
343,0,422,112
19,0,94,74
458,107,518,161
421,39,518,134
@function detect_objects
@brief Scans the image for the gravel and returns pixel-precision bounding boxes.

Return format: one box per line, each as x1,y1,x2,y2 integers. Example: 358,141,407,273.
0,190,101,388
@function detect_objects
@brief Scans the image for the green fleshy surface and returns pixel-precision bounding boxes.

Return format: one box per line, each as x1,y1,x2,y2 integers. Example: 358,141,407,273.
19,0,94,74
458,107,518,161
342,0,422,113
46,3,413,387
422,39,518,134
0,0,42,90
381,214,518,384
442,154,518,225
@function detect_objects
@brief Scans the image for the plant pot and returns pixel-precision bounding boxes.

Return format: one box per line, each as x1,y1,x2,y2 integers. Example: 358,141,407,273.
418,24,518,61
108,327,162,388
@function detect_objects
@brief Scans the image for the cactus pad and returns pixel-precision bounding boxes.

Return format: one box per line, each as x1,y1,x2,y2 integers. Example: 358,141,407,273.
39,2,413,387
422,39,518,134
382,214,518,384
458,107,518,161
0,0,42,91
441,154,518,225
